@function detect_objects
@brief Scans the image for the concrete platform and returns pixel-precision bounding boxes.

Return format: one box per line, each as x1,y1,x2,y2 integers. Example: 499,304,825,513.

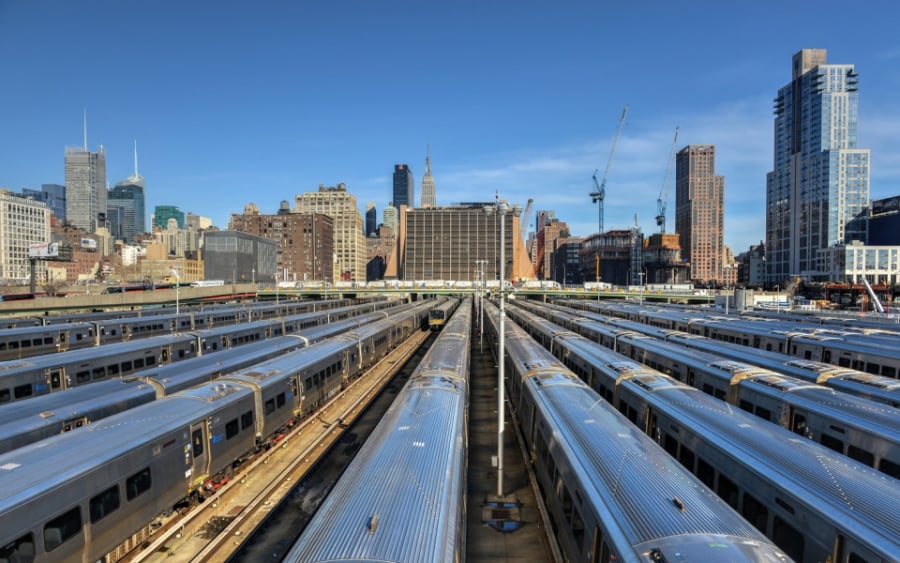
466,330,554,562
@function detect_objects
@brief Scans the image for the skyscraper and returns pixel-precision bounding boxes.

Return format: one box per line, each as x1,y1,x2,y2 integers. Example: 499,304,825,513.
154,205,184,229
64,144,106,232
675,144,724,285
365,202,377,237
420,147,436,208
108,142,146,242
766,49,869,283
392,164,414,208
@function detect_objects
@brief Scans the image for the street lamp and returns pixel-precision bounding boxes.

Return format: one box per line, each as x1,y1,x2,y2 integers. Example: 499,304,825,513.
483,194,521,499
171,267,181,316
475,260,487,349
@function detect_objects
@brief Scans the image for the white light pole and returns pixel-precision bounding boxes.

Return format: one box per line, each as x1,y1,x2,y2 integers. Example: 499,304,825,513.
475,259,487,349
484,194,521,498
171,267,180,315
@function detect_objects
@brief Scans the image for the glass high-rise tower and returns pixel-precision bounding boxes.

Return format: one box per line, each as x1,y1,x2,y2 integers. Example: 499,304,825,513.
65,145,106,232
392,164,414,209
766,49,870,283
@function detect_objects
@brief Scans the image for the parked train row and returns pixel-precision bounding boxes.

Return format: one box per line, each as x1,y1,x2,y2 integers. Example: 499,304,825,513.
0,306,416,454
562,300,900,379
0,298,360,361
512,300,900,479
0,299,401,406
0,301,433,563
285,298,471,562
480,301,789,563
500,301,900,562
551,302,900,407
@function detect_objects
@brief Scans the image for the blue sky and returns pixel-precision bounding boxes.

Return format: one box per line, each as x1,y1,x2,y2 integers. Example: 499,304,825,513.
2,1,899,253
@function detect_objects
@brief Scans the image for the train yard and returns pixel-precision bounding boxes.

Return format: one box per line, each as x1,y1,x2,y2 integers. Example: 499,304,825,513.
0,295,897,562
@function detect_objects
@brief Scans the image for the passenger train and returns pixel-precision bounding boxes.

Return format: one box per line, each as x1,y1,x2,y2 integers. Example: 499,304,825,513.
562,300,900,379
285,299,472,562
511,300,900,479
0,302,431,563
503,302,900,562
0,299,356,361
481,301,789,563
427,297,460,330
0,307,411,454
0,300,400,406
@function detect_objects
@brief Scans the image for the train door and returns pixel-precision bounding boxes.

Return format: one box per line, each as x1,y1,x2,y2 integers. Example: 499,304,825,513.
190,422,210,481
47,367,66,391
57,330,69,352
160,346,170,364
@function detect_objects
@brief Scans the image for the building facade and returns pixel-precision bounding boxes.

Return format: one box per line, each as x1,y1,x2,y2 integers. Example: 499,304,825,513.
869,195,900,245
229,205,334,283
766,49,870,283
675,144,725,285
202,230,276,284
21,184,66,221
153,205,184,229
392,164,414,209
64,145,106,232
294,183,366,282
365,202,377,237
0,190,51,282
108,180,145,242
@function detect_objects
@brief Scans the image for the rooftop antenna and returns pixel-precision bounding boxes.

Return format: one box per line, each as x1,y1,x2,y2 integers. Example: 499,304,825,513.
83,109,88,150
133,140,139,176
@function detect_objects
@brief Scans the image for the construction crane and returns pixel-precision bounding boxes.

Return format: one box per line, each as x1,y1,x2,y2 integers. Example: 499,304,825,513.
655,126,679,234
590,105,629,236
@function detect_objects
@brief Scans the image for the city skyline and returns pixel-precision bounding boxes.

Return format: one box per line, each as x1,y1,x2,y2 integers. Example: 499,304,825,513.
2,2,899,253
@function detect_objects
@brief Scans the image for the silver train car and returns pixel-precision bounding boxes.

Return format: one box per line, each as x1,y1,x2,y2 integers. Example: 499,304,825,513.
0,303,431,563
565,300,900,379
0,309,404,454
506,303,900,562
482,301,788,563
285,299,472,563
427,296,460,330
0,300,401,406
512,301,900,479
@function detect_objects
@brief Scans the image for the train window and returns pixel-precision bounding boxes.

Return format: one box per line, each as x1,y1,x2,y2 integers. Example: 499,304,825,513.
879,458,900,479
773,516,803,561
0,533,34,561
572,506,586,548
562,486,573,521
717,474,739,509
241,411,253,430
134,358,145,369
0,388,9,403
865,363,880,375
92,367,107,381
713,388,726,400
44,506,82,551
9,341,18,349
739,400,753,412
265,398,276,415
849,553,872,563
108,364,120,376
701,383,714,396
678,445,695,471
882,366,896,378
146,356,156,366
741,492,768,533
276,393,286,408
754,406,772,422
820,433,844,453
697,457,715,488
21,339,32,348
14,384,33,399
90,485,121,523
226,419,239,440
192,429,204,458
664,433,679,457
126,468,152,500
122,360,133,372
76,370,90,384
547,453,557,484
837,357,850,368
847,445,874,467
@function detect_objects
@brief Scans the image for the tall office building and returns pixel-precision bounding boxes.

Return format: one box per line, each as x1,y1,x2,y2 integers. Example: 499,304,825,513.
108,145,146,242
392,164,414,208
420,148,436,208
64,145,106,232
675,144,725,285
766,49,870,283
365,202,377,237
383,203,398,233
21,184,66,221
294,183,366,282
153,205,184,229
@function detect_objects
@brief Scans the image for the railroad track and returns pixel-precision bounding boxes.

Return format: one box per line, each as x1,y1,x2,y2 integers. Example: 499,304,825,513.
122,329,431,563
